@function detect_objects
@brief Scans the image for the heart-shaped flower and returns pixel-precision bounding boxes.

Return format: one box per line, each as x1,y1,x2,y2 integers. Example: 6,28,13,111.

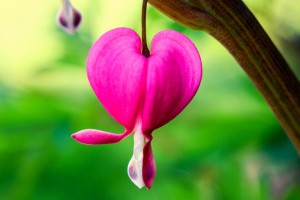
72,27,202,189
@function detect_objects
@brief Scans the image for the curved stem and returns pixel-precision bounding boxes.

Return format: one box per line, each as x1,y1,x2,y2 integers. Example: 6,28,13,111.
149,0,300,153
142,0,150,57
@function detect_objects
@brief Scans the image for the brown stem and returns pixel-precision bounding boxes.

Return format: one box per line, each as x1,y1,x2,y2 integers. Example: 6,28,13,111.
142,0,150,57
149,0,300,153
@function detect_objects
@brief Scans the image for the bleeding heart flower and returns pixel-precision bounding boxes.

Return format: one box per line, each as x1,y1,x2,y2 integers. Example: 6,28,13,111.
72,27,202,189
57,0,81,34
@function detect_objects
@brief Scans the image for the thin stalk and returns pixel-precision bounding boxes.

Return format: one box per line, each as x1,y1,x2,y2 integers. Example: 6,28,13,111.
142,0,150,57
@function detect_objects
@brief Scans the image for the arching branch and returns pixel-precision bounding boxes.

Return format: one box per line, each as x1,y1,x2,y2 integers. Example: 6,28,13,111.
149,0,300,153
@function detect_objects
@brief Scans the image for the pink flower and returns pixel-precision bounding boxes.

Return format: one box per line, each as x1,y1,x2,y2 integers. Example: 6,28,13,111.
72,28,202,189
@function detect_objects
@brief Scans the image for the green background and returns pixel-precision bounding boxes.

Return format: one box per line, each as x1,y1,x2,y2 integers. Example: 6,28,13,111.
0,0,299,199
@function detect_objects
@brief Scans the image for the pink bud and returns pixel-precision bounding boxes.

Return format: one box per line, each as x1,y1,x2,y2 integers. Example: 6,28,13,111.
72,28,202,189
57,0,81,34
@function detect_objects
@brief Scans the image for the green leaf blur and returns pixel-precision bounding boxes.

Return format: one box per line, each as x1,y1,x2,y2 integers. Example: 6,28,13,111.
0,0,299,199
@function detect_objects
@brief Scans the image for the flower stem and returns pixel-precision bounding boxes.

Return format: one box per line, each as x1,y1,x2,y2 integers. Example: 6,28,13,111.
142,0,150,57
149,0,300,153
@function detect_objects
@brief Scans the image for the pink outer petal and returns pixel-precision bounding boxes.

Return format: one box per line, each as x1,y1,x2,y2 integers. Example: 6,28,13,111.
142,138,156,189
71,129,131,145
142,30,202,132
87,28,147,130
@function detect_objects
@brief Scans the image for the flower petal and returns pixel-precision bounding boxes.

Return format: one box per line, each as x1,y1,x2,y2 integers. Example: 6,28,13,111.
87,28,148,130
127,127,145,188
128,155,145,188
142,30,202,132
142,138,156,189
71,129,131,145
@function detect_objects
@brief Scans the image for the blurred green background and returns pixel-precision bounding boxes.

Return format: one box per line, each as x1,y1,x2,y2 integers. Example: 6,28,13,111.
0,0,299,199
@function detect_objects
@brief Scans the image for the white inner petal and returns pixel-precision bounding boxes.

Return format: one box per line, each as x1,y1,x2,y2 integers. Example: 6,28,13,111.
127,126,145,188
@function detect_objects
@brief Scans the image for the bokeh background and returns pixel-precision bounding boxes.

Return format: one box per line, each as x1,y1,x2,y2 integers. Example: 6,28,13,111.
0,0,299,199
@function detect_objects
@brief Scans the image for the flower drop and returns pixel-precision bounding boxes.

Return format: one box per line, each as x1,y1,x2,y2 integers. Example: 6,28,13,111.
57,0,81,34
72,27,202,189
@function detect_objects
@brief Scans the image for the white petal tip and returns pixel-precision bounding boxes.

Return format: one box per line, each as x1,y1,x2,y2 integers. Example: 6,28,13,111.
128,155,145,189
